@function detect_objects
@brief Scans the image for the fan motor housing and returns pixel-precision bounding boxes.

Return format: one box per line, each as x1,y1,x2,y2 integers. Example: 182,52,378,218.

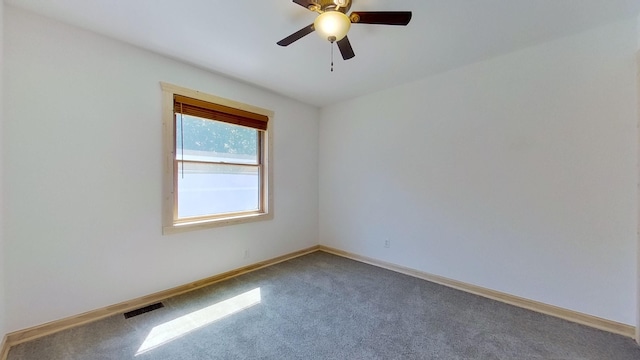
311,0,352,13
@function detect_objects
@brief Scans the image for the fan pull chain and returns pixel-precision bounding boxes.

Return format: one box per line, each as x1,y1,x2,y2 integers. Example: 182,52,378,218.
330,41,334,72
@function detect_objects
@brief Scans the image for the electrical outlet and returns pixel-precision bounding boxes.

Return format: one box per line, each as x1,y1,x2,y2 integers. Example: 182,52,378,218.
244,249,250,259
384,239,391,248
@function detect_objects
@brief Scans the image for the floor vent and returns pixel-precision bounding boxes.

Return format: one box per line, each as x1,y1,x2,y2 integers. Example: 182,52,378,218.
124,302,164,319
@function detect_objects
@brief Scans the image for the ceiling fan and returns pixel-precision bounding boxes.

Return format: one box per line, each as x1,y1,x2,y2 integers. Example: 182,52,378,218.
277,0,412,61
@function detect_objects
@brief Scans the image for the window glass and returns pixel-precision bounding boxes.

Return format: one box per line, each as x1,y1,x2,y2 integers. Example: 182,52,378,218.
176,162,260,218
176,115,258,165
175,114,261,219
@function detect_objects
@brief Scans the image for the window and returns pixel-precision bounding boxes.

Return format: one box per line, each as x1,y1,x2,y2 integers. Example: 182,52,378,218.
161,83,273,234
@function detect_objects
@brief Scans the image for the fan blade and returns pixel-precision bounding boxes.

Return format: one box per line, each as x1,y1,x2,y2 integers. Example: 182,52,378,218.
277,24,315,46
336,36,355,60
350,11,412,26
293,0,315,10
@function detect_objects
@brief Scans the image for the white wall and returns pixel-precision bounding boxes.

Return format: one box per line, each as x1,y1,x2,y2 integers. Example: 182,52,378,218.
637,13,640,50
0,0,6,340
320,19,638,325
636,11,640,339
3,6,319,332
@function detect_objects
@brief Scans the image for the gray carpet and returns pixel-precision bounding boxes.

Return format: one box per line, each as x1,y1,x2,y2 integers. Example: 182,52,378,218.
7,251,640,359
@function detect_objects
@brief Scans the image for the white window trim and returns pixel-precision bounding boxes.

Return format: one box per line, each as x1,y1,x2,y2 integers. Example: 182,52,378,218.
161,82,274,234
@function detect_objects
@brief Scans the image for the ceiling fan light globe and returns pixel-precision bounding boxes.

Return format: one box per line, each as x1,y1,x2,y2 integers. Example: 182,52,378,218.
314,11,351,42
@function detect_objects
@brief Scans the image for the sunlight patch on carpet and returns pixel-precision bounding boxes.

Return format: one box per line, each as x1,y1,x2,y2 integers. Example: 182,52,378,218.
136,287,261,355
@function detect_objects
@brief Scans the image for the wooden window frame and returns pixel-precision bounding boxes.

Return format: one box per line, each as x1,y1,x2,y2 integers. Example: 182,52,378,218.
161,82,274,234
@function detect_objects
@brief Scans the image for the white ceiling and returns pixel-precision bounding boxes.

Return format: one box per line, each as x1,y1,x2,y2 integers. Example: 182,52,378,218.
5,0,640,107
